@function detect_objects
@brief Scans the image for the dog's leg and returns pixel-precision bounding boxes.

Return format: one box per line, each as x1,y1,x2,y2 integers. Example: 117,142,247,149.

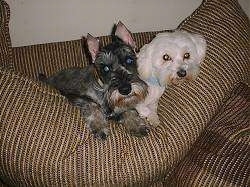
136,102,160,127
66,94,110,140
136,104,152,118
122,109,150,137
147,102,161,127
136,104,158,126
84,104,110,140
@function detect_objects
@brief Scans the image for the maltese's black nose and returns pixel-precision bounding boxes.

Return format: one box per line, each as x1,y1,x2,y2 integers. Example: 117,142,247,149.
177,69,187,77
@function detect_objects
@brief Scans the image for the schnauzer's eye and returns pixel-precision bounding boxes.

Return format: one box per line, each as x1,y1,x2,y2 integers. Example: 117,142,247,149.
184,53,190,59
163,54,172,61
103,66,110,72
126,57,134,64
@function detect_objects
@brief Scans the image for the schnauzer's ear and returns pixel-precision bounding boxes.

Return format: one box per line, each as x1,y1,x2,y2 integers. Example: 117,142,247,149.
190,34,207,63
87,34,100,62
115,21,136,49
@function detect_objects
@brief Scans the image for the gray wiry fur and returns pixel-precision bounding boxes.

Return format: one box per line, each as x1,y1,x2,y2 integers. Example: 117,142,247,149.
39,21,149,140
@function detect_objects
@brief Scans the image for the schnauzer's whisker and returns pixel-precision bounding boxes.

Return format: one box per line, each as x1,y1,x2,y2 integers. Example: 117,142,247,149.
131,82,148,99
108,82,147,110
93,82,104,91
120,66,132,76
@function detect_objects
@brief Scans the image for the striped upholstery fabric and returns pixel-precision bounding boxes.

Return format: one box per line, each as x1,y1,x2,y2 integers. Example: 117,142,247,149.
167,83,250,186
12,39,88,79
0,0,249,186
0,0,12,69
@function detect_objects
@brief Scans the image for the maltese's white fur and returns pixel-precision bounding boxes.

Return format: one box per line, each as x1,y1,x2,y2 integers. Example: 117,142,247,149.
136,30,207,126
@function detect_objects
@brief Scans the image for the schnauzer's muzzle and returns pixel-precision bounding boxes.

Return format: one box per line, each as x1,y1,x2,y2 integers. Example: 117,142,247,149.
111,69,133,95
108,69,148,110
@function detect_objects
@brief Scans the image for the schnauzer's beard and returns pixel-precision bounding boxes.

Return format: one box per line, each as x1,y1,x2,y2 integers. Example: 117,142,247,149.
107,81,148,112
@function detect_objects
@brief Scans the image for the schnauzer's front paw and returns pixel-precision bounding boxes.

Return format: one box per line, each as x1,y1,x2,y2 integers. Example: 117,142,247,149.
87,119,110,140
84,106,110,140
91,128,110,140
106,112,125,124
147,114,160,127
129,123,150,137
123,110,150,137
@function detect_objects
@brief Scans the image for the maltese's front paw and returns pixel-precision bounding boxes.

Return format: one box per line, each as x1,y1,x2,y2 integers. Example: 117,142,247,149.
136,105,151,118
147,113,160,127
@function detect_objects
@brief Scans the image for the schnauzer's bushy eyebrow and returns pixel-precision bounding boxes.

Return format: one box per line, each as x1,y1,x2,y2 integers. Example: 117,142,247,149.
115,51,136,61
120,46,134,54
96,52,118,65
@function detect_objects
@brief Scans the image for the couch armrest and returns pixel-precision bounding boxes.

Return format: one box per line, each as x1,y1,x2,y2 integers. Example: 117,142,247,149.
167,83,250,186
0,66,86,185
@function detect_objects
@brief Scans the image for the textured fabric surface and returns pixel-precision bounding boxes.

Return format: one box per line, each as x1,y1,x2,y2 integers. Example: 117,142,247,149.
0,66,85,185
0,0,249,186
12,39,88,79
167,83,250,186
0,0,12,69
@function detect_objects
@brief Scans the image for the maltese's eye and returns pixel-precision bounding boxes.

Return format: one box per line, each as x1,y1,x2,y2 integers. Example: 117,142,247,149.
163,54,172,61
184,53,190,59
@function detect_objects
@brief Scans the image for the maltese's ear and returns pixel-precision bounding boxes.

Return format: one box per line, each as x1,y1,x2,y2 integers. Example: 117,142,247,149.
115,21,136,49
137,44,153,80
190,34,207,63
87,33,100,62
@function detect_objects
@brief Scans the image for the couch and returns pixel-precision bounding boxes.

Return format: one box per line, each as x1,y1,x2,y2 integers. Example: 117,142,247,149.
0,0,249,186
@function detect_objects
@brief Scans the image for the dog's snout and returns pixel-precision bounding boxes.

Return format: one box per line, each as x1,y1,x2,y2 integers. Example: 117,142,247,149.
118,83,132,95
177,69,187,78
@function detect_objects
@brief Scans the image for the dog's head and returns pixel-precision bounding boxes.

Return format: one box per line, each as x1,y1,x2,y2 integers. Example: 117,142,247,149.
137,30,207,86
86,21,148,112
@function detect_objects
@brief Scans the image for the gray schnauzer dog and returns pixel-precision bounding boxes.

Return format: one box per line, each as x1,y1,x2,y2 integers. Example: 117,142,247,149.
39,21,149,140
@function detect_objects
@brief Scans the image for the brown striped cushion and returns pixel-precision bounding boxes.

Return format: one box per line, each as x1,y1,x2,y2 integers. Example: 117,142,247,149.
0,0,12,69
12,39,90,79
0,0,249,186
166,83,250,186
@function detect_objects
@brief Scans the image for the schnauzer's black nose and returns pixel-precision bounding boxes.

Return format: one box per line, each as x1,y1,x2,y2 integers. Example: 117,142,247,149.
177,69,187,77
118,83,132,95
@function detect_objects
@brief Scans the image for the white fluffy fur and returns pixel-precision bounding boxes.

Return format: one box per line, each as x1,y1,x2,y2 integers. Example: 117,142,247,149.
136,30,207,126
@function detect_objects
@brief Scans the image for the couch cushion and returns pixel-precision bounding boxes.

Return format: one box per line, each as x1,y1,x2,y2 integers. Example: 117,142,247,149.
0,0,13,69
0,66,85,186
12,39,87,79
166,83,250,186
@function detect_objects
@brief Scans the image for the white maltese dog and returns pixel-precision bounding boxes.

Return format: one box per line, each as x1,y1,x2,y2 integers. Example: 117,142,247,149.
136,30,207,126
